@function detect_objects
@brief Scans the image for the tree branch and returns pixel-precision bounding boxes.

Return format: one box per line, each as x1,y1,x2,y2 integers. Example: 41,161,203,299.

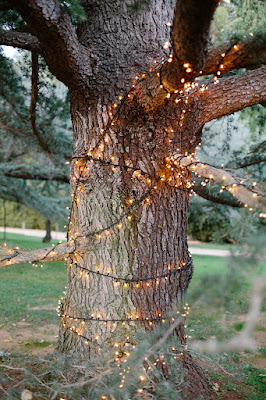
172,154,266,211
29,52,50,152
193,181,242,208
0,28,42,52
13,0,92,92
165,0,218,86
199,67,266,124
0,241,74,266
2,163,69,183
202,38,266,76
233,157,266,169
136,0,218,110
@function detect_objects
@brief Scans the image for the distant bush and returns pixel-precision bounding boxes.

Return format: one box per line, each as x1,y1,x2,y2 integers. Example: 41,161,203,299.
0,200,54,230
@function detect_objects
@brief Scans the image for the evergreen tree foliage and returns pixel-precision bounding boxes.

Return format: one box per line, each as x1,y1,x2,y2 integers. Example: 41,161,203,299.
0,44,72,227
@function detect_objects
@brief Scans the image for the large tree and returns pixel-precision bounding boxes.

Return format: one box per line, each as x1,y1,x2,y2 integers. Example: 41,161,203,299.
0,0,266,396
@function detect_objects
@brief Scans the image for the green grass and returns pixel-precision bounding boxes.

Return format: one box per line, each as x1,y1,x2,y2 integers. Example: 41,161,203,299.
0,233,66,326
186,254,265,342
188,242,238,250
0,234,264,328
1,232,65,249
24,340,54,349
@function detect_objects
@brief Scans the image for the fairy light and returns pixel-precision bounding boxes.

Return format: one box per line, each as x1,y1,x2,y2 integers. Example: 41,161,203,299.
74,259,192,285
163,41,170,49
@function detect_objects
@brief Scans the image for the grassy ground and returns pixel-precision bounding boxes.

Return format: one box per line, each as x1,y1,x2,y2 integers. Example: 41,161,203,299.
0,233,66,326
188,242,239,250
0,233,265,399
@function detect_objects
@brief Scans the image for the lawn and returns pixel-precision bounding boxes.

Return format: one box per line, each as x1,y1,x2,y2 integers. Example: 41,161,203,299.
0,233,265,399
188,242,237,250
0,233,66,326
0,232,264,328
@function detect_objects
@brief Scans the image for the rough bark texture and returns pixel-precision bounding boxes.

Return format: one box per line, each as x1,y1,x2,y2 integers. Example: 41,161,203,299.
13,0,93,94
0,27,42,52
57,94,194,350
200,67,266,124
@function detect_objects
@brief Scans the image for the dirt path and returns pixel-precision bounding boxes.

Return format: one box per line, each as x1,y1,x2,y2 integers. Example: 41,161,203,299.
0,322,58,356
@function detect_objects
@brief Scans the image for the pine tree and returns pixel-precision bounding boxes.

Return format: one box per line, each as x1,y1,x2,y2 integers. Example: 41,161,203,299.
0,0,265,396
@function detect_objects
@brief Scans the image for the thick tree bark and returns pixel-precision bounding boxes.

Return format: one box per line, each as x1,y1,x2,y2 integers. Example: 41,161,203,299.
13,0,93,94
0,27,42,52
57,90,194,350
200,67,266,124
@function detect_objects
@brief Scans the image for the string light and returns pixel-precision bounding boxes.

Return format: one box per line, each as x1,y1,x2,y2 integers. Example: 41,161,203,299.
72,259,192,285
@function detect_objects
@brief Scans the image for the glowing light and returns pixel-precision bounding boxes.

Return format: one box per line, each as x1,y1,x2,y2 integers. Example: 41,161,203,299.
163,41,170,49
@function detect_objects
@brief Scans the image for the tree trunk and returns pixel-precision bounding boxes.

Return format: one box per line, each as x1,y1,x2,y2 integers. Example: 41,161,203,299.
42,219,51,243
57,88,196,348
56,92,214,398
56,1,213,397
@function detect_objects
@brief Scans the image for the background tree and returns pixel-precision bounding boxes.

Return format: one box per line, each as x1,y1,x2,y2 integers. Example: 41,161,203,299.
0,0,265,396
0,48,71,233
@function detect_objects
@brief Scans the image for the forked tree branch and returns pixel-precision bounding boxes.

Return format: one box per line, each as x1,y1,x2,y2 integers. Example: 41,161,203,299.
136,0,218,110
199,67,266,124
13,0,92,92
161,0,219,91
137,42,266,112
172,154,266,211
0,28,42,52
